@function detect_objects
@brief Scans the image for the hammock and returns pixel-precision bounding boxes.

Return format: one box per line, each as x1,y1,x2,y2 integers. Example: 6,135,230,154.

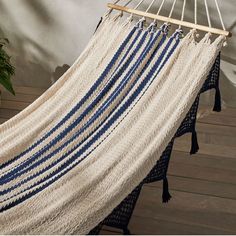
0,6,226,235
89,53,221,235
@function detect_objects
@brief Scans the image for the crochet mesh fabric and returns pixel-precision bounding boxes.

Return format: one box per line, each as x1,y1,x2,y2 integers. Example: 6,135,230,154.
89,186,142,235
1,15,224,233
89,53,221,235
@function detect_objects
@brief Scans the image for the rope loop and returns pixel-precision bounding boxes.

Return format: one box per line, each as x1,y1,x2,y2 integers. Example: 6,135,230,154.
175,28,184,40
135,17,146,29
161,23,170,35
127,14,133,22
147,21,157,33
202,32,212,44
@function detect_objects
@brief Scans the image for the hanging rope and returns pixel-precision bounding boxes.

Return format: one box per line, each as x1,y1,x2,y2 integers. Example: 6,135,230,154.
156,0,166,15
178,0,186,29
214,0,226,30
204,0,212,28
124,0,135,7
145,0,157,13
193,0,200,37
105,0,123,16
104,0,126,17
112,0,122,5
168,0,177,18
194,0,197,25
129,0,147,20
180,0,186,22
134,0,147,10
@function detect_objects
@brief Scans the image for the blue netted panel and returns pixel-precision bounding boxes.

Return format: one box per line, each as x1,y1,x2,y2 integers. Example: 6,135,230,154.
89,53,221,235
175,95,200,138
88,186,142,235
201,53,221,93
201,52,221,112
143,140,174,184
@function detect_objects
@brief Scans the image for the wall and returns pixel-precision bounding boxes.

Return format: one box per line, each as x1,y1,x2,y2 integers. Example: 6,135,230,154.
0,0,235,107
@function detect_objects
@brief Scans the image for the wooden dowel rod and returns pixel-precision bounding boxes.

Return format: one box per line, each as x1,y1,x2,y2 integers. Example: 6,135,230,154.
107,3,232,37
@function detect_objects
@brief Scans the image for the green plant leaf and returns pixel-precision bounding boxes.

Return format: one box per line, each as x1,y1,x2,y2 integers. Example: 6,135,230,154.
0,39,15,95
0,38,9,45
0,71,15,95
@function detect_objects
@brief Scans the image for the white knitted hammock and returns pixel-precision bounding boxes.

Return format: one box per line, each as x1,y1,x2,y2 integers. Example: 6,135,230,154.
0,1,227,234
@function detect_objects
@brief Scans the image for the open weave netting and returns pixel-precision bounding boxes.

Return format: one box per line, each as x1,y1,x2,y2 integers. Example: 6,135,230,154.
0,14,224,234
89,53,221,235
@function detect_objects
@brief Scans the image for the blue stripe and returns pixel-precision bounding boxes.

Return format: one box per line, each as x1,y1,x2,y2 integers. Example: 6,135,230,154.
0,31,180,212
0,28,143,178
1,26,170,191
0,28,152,184
0,24,139,170
1,30,161,201
0,29,179,200
0,27,162,193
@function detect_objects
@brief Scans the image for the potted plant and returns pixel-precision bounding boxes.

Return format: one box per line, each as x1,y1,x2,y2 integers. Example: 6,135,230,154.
0,38,15,104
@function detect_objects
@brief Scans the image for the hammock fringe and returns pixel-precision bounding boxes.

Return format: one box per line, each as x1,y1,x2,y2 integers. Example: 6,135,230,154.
190,130,199,155
162,177,172,203
213,87,222,112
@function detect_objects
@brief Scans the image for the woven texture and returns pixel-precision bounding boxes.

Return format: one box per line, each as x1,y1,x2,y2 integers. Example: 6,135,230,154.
0,15,224,234
89,53,221,234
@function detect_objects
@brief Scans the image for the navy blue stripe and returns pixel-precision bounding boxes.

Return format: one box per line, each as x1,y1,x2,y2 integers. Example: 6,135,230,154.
0,32,159,197
0,24,139,170
0,30,179,199
0,30,158,202
0,31,180,212
0,28,144,178
0,29,151,184
1,31,161,201
0,26,141,177
0,25,171,192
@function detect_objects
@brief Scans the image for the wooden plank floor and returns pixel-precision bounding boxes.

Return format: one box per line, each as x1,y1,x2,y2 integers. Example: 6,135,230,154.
0,87,236,235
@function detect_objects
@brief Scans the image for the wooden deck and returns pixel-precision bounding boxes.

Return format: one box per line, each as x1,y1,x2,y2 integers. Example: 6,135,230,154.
0,87,236,235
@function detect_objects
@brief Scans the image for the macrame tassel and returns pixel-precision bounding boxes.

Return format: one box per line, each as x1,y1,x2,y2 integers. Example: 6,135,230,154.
123,228,131,235
213,87,221,112
190,130,199,155
162,177,172,203
94,17,103,33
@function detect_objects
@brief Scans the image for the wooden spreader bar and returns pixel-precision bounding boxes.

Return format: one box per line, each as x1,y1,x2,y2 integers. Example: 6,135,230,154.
107,3,232,38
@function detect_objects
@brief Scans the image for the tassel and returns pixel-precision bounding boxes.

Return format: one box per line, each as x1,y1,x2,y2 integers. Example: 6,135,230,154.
123,228,131,235
162,177,171,203
94,17,103,33
190,130,199,155
213,88,221,112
